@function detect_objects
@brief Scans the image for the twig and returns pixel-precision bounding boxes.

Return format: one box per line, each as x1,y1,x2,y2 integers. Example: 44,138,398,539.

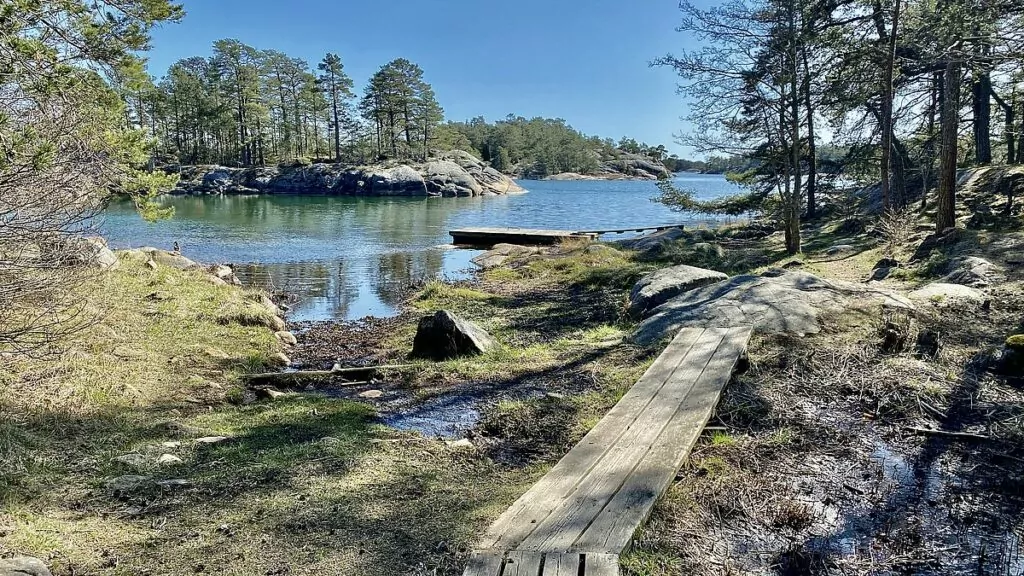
902,426,990,440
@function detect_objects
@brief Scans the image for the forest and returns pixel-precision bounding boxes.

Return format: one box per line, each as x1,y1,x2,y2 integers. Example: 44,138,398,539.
130,41,682,178
655,0,1024,254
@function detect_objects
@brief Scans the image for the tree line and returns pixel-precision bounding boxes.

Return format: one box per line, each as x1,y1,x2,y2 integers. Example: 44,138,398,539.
442,117,685,178
656,0,1024,254
127,41,443,167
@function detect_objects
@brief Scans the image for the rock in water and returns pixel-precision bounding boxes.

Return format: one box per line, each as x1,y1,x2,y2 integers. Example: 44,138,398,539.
632,270,914,346
0,557,53,576
411,310,497,360
628,265,728,319
424,160,482,197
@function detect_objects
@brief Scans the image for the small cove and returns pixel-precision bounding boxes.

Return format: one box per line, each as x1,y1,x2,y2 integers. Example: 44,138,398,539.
101,174,741,321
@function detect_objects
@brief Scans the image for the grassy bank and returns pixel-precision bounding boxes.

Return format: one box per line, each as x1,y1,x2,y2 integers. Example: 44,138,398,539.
3,198,1023,575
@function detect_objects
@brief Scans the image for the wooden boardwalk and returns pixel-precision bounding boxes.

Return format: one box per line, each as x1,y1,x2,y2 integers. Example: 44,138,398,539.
463,326,752,576
449,225,682,247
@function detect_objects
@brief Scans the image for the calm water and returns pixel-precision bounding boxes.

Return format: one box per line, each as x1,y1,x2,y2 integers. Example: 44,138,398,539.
101,174,740,321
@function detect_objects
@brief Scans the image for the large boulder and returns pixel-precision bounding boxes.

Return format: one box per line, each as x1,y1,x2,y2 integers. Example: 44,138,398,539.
941,256,1003,287
411,310,497,360
998,335,1024,376
70,237,119,271
908,282,987,306
424,160,482,197
628,265,728,319
632,270,914,346
137,248,199,270
0,557,52,576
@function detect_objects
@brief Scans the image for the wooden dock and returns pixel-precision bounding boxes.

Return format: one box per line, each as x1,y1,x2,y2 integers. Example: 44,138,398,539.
463,326,753,576
449,225,682,247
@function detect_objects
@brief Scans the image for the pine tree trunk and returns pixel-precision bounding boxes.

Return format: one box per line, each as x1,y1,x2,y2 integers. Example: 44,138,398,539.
937,60,961,231
879,0,900,211
972,67,992,165
802,49,817,219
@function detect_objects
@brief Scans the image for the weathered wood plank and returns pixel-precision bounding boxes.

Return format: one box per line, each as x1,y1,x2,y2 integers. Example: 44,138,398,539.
517,328,728,552
477,328,706,549
504,551,543,576
463,550,506,576
572,326,752,553
541,553,581,576
450,228,598,247
584,553,620,576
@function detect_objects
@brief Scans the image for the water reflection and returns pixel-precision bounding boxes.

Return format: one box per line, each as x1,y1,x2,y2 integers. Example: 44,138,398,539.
100,175,741,321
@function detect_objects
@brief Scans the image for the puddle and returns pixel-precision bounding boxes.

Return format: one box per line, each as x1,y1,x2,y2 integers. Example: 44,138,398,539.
380,394,481,439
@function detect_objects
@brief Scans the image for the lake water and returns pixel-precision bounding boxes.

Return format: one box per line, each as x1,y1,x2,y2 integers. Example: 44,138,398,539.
101,174,741,321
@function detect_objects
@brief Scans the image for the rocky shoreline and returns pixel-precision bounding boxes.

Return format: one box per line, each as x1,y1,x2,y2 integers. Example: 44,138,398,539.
170,150,525,197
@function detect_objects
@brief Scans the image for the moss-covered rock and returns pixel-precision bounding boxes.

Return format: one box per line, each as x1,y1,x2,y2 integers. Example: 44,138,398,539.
1006,334,1024,351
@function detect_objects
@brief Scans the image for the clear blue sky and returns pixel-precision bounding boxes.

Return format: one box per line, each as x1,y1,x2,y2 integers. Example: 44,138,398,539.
146,0,700,157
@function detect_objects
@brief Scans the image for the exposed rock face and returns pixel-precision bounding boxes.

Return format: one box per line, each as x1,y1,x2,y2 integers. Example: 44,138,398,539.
170,150,524,197
0,556,53,576
908,282,987,306
122,247,199,271
615,228,686,258
632,271,914,346
470,243,542,269
424,160,481,197
628,265,728,319
411,310,497,360
941,256,1003,287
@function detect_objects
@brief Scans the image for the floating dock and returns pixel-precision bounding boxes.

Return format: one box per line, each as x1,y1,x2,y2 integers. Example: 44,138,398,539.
449,225,682,247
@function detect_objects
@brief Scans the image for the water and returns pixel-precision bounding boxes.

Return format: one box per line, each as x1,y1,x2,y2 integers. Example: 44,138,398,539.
100,174,740,321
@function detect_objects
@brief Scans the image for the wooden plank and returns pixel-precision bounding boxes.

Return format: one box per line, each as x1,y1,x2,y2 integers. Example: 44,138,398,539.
572,326,752,553
541,553,581,576
504,551,543,576
463,550,506,576
517,328,728,552
584,553,620,576
476,328,706,549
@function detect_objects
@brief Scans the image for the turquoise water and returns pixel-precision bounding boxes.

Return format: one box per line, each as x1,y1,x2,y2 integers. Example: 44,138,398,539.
100,174,740,321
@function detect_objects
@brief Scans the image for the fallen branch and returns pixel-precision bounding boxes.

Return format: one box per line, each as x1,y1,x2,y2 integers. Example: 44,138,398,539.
902,426,990,441
243,364,416,387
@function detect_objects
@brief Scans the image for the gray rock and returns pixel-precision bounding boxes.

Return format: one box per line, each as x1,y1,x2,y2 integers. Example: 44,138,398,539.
445,438,474,450
411,310,498,360
195,436,232,445
633,270,914,346
941,256,1003,287
156,454,183,466
470,243,541,269
826,244,857,255
275,331,298,345
616,228,686,257
908,282,987,306
424,160,482,197
438,151,524,195
106,475,153,493
208,264,241,286
78,237,119,271
268,352,290,367
0,556,53,576
142,248,199,271
358,390,384,399
628,265,728,319
256,388,287,400
112,453,149,469
367,165,428,196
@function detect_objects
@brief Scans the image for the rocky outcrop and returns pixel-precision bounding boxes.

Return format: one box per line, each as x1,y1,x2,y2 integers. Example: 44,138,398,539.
908,282,988,306
615,228,687,258
411,310,497,360
632,270,914,346
0,556,53,576
941,256,1003,287
628,265,728,319
170,150,524,197
471,243,542,269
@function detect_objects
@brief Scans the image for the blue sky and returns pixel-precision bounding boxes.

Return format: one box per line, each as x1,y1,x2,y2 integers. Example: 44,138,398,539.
147,0,698,156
